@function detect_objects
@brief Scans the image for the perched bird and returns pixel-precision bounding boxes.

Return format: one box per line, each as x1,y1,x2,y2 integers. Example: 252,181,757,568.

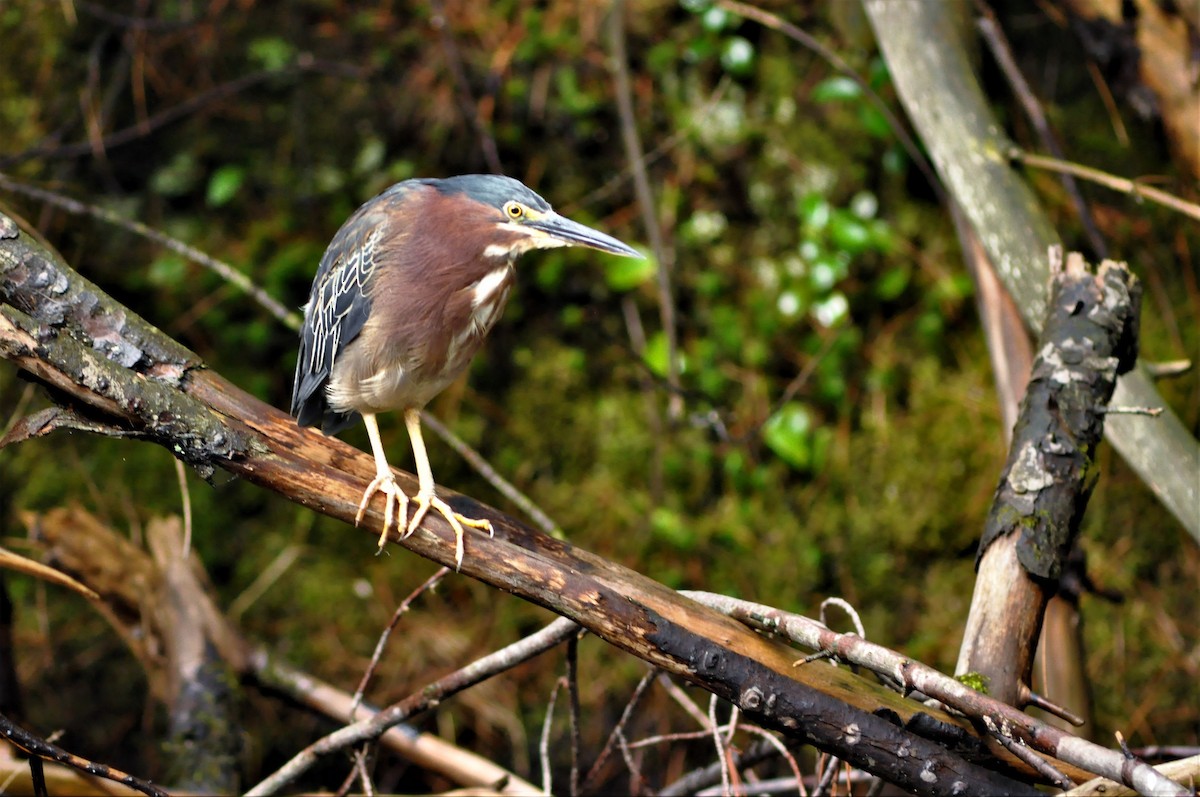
291,174,641,568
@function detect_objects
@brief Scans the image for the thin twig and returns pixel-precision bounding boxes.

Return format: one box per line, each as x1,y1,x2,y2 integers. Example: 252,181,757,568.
351,567,452,718
428,0,503,174
1,380,36,439
566,633,582,797
736,726,806,797
629,727,728,748
173,457,192,558
1011,150,1200,223
1097,405,1164,416
29,755,47,797
246,644,538,793
355,747,376,797
659,740,783,797
975,4,1107,257
333,755,360,797
608,0,682,421
0,713,168,797
1017,682,1086,726
581,667,656,791
818,598,865,638
615,730,646,794
246,617,579,796
656,673,711,728
540,676,566,796
420,411,562,538
709,695,732,797
228,541,305,622
984,717,1075,790
1084,59,1130,147
0,60,361,169
1143,360,1193,379
0,173,301,329
810,753,839,797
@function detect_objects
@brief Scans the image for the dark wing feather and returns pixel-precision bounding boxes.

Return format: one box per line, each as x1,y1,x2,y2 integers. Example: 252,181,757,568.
291,186,409,432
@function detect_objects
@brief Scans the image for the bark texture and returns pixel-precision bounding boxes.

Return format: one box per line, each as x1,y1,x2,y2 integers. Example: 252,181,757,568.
958,252,1140,706
0,211,1036,795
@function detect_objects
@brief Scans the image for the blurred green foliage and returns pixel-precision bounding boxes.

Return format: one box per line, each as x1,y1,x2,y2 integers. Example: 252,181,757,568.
0,0,1196,792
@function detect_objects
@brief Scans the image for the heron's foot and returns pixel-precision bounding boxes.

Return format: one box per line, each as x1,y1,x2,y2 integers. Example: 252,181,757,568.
406,489,494,570
354,472,410,553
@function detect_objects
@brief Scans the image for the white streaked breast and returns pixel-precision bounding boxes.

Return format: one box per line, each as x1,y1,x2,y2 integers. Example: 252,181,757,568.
472,266,511,308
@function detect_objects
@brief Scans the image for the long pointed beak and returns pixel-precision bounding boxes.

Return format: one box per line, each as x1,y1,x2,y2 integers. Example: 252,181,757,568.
529,212,643,258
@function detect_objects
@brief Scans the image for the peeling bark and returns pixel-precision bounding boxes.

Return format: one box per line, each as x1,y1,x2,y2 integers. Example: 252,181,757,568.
958,251,1140,708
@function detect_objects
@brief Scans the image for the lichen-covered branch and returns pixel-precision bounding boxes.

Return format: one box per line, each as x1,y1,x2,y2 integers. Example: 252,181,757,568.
957,251,1141,714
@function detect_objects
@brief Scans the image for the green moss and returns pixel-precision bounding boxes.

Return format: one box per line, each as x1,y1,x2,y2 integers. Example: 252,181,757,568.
956,672,990,694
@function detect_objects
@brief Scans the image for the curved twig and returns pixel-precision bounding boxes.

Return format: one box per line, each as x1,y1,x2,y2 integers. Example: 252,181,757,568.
246,617,580,796
1012,150,1200,224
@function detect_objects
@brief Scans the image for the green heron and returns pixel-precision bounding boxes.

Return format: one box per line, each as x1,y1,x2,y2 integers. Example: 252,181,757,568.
291,174,641,568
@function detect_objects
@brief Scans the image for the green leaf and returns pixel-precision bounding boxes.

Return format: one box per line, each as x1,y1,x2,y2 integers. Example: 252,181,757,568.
642,330,686,377
651,507,694,549
720,37,754,75
147,254,186,287
798,193,831,232
875,265,910,300
867,219,894,252
701,6,730,31
559,304,584,328
811,76,861,102
828,210,871,254
151,152,200,197
206,165,245,208
858,104,892,138
248,37,294,71
762,402,814,470
604,251,655,291
354,137,386,176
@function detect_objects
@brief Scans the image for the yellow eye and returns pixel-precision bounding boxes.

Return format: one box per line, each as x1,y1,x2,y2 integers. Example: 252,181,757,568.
503,201,525,220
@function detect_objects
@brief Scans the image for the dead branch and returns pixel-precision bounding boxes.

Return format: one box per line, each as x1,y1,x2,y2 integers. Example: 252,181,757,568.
0,712,168,797
683,591,1188,795
246,617,581,795
959,251,1140,706
25,504,540,794
1064,755,1200,797
0,213,1046,794
863,0,1200,542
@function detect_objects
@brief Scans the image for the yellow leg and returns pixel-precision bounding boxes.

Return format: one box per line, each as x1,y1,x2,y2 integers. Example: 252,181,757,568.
354,412,409,552
403,408,494,569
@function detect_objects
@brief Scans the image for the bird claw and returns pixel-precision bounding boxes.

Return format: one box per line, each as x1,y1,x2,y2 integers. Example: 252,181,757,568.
355,472,410,553
354,473,491,569
407,490,494,570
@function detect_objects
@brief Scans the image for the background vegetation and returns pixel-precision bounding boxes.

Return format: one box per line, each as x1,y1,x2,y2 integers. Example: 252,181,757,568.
0,0,1196,791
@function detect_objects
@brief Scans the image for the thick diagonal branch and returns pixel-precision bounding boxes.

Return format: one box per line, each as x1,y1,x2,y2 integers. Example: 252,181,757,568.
0,212,1037,795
